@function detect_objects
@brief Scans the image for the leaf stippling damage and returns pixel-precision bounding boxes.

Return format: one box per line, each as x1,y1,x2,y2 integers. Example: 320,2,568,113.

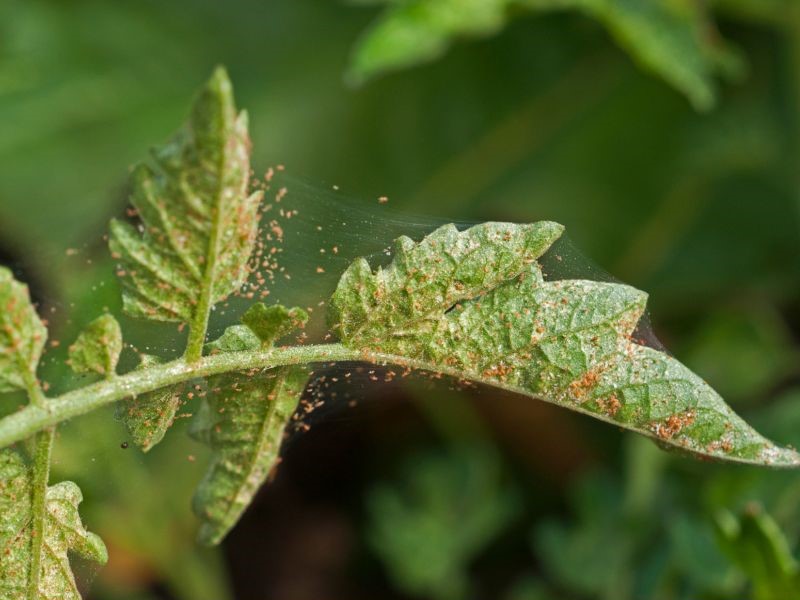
330,221,800,466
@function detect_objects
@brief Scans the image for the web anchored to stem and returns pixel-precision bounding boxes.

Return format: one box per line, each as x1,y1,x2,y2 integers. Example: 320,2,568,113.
0,67,797,600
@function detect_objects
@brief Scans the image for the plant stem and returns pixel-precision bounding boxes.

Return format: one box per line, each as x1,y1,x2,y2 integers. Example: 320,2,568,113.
24,378,53,599
26,426,54,599
0,344,361,448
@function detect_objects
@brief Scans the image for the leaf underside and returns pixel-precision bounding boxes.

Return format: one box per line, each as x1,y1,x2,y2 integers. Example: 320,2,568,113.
109,66,262,323
0,449,107,600
118,355,184,452
191,367,307,545
191,305,310,545
0,266,46,394
330,221,800,467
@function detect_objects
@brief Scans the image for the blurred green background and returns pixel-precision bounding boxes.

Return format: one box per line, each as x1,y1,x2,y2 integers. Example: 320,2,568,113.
1,1,799,599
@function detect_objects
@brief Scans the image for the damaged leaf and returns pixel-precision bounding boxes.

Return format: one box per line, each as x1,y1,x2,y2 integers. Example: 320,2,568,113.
108,66,262,324
68,314,122,377
0,267,47,394
330,222,800,466
0,449,107,600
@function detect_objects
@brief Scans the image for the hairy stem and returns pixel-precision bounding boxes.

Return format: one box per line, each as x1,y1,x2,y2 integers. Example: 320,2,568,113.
27,426,54,599
0,344,362,448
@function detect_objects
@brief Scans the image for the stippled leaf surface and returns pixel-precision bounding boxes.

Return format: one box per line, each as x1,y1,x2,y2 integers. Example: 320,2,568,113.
0,449,107,600
330,222,800,466
350,0,741,110
191,367,307,545
0,267,47,394
67,314,122,377
109,67,262,323
191,305,310,544
118,355,184,452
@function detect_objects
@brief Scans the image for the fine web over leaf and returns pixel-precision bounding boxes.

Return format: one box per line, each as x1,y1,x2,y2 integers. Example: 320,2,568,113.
190,304,310,545
109,66,267,450
329,221,800,466
67,314,122,378
117,354,186,453
1,65,798,599
108,66,262,351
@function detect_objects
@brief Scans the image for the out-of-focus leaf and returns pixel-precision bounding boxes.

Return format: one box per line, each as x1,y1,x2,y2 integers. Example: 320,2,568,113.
331,222,800,466
682,307,798,403
714,506,800,600
0,266,46,394
367,446,519,600
536,472,635,597
0,448,108,600
67,313,123,377
350,0,743,109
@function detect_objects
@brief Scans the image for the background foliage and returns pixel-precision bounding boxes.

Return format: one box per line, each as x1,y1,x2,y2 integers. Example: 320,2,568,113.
1,0,799,598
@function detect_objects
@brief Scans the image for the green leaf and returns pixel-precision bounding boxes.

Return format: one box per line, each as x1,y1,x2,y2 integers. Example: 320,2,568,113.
0,266,47,394
205,324,262,354
108,66,262,323
0,448,107,600
67,314,123,377
240,303,309,347
330,222,800,466
573,0,743,111
192,302,310,544
714,506,800,600
348,0,511,84
367,446,519,600
118,354,185,452
349,0,742,110
191,367,307,545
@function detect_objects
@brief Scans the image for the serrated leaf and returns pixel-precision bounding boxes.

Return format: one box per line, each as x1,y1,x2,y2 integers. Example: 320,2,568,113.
191,367,307,545
349,0,742,110
117,354,184,452
67,314,122,377
330,222,800,466
0,266,47,394
109,66,262,323
0,448,107,600
240,303,309,347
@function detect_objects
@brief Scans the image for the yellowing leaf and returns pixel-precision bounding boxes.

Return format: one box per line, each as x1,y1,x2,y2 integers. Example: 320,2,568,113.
0,449,107,600
330,222,800,466
0,267,46,394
